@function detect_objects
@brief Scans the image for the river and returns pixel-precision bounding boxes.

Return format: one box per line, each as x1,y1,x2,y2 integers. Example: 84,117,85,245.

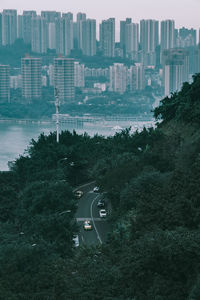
0,117,155,171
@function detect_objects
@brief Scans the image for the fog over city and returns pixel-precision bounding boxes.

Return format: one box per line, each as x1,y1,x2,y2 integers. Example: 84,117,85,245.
1,0,200,31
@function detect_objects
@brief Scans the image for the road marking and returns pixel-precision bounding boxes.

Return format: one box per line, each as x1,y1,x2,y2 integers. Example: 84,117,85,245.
81,235,85,243
90,194,102,244
73,181,95,192
76,217,106,221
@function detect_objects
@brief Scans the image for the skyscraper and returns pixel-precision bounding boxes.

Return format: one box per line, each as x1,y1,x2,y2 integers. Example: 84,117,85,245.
178,27,196,48
81,19,96,56
76,13,86,49
140,19,159,65
100,18,115,57
31,16,48,53
120,18,132,55
129,64,145,91
163,48,189,96
21,57,42,100
0,65,10,102
2,9,17,46
55,17,73,56
125,22,139,59
140,19,159,53
54,58,75,102
21,11,37,44
109,63,127,94
74,62,85,87
161,20,175,51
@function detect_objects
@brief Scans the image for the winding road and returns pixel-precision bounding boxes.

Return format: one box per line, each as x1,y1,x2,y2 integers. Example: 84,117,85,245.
75,183,111,246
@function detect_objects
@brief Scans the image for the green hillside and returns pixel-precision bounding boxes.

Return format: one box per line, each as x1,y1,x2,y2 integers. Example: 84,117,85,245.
1,74,200,299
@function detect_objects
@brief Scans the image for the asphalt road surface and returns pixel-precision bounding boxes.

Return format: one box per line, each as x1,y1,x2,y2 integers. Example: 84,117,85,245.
75,183,111,246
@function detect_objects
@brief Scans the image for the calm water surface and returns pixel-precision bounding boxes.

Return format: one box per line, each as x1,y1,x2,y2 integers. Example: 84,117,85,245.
0,118,155,171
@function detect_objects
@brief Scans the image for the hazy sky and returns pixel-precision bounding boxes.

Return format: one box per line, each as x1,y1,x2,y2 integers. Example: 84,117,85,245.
1,0,200,35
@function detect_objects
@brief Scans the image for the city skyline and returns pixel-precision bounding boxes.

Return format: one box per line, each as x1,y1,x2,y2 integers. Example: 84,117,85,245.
0,0,200,34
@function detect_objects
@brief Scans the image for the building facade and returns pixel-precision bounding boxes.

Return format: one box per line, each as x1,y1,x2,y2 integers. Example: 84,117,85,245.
161,20,175,51
81,19,96,56
100,18,115,57
109,63,127,94
0,65,10,102
140,19,159,66
54,58,75,102
2,9,17,46
163,48,189,96
21,57,42,100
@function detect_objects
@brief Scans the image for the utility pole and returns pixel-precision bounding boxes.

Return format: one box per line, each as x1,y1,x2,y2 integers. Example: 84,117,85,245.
55,87,60,143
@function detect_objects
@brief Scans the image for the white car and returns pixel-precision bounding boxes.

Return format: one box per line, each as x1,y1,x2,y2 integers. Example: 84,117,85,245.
99,209,107,218
93,186,100,192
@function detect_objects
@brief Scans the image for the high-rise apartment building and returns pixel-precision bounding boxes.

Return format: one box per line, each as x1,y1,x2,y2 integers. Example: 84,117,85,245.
31,16,48,53
76,13,86,49
54,58,75,102
81,19,96,56
109,63,127,94
100,18,115,57
23,11,37,44
41,11,61,22
161,20,175,51
140,19,159,53
177,27,196,48
140,19,159,65
55,17,73,56
129,64,145,91
74,62,85,87
125,23,139,59
0,65,10,102
2,9,17,46
120,18,132,55
21,57,42,100
163,48,189,96
41,11,61,50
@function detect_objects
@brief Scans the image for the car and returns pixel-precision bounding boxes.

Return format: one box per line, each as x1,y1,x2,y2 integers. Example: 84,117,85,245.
93,186,100,193
97,199,105,208
73,235,79,247
74,190,83,199
99,209,107,218
83,220,92,230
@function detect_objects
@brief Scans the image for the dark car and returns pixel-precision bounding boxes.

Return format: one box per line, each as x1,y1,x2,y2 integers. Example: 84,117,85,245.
97,199,105,208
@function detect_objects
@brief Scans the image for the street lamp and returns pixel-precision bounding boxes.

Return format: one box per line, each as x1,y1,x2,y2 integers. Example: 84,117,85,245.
55,87,60,143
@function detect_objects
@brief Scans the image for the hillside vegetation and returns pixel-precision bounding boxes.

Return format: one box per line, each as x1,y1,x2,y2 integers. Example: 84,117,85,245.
1,75,200,299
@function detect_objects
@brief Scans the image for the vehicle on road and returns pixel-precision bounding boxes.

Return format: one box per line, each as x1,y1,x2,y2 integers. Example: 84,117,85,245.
93,186,100,192
74,190,83,199
73,235,79,247
83,220,92,230
97,199,105,208
99,209,107,218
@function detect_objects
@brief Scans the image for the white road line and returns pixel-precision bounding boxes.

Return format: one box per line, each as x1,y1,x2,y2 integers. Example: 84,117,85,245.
90,194,102,244
73,181,95,192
